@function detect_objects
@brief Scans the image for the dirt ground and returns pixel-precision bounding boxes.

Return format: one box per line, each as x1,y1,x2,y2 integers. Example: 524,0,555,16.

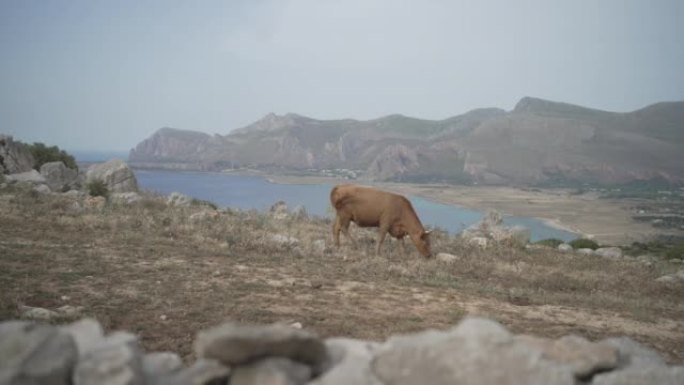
0,186,682,364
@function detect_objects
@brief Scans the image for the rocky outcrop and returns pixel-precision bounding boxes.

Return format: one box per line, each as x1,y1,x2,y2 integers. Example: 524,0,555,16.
1,317,681,385
86,159,138,193
365,144,419,181
0,135,35,174
40,161,80,192
461,210,531,248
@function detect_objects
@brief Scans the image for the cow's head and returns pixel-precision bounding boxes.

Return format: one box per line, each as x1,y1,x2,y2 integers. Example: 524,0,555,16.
414,230,432,258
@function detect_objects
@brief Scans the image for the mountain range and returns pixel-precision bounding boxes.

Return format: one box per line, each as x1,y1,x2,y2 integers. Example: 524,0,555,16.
129,97,684,186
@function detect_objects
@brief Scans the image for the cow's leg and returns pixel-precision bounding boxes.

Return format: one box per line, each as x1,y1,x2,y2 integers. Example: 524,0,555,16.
376,226,389,256
332,215,342,247
399,236,407,256
338,214,357,248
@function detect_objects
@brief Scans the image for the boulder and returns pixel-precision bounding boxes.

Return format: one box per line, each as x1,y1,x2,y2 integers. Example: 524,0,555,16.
155,359,229,385
558,243,573,253
73,332,144,385
142,352,183,376
60,318,105,356
372,317,575,385
598,337,665,369
595,247,623,259
0,321,77,385
436,252,460,264
270,200,289,220
86,159,138,193
0,135,35,174
19,305,59,321
270,234,300,247
110,192,143,204
514,334,618,378
33,183,52,194
230,357,312,385
577,248,595,256
166,192,192,206
5,169,46,184
592,366,684,385
310,338,382,385
194,322,329,374
40,161,79,192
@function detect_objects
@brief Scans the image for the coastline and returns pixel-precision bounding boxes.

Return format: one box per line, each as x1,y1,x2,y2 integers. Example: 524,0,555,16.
132,168,678,245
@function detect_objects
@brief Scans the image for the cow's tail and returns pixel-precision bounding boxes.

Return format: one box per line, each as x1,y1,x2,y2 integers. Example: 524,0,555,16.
330,185,343,210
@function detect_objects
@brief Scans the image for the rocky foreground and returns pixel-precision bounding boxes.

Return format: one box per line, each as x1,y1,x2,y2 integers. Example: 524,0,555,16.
2,317,683,385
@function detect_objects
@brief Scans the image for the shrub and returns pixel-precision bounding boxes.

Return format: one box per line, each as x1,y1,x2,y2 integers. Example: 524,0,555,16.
27,142,78,171
87,180,109,198
191,198,218,210
569,238,600,250
534,238,564,248
665,244,684,260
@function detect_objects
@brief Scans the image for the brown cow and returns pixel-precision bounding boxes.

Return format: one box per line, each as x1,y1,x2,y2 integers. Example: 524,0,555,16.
330,184,432,258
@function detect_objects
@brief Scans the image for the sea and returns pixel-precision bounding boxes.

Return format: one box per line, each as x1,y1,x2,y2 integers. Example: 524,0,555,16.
133,169,577,242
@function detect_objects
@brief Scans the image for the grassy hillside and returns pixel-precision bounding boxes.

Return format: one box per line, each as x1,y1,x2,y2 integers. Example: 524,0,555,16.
1,185,682,362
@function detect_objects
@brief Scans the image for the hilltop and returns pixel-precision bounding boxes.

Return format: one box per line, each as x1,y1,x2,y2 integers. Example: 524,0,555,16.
129,97,684,186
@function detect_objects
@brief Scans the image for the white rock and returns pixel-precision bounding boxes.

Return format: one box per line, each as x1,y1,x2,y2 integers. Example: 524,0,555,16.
558,243,573,252
595,247,623,259
436,252,459,264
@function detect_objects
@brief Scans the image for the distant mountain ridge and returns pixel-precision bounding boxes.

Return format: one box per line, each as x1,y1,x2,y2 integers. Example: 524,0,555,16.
129,97,684,185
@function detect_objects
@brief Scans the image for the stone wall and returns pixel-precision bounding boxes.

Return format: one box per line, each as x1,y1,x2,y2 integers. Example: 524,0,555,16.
1,317,682,385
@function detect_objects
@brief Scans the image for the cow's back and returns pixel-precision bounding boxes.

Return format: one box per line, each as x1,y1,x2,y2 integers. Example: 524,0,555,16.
330,184,410,227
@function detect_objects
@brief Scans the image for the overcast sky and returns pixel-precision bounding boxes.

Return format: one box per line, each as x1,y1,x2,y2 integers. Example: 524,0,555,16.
1,0,683,152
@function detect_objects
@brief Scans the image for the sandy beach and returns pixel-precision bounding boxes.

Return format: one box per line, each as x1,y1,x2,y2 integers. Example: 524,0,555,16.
265,174,681,245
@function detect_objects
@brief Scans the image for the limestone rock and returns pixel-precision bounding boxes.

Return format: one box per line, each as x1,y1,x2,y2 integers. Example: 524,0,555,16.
155,358,229,385
558,243,573,252
194,322,328,373
5,170,46,184
515,334,618,378
435,252,459,264
310,338,382,385
111,192,143,204
372,317,575,385
60,318,104,356
19,305,59,321
40,161,79,192
0,321,77,385
595,247,623,259
0,135,35,174
598,337,665,369
142,352,183,376
33,183,52,194
73,332,144,385
167,192,192,206
270,200,289,220
230,357,312,385
86,159,138,193
592,365,684,385
270,234,300,247
577,248,595,256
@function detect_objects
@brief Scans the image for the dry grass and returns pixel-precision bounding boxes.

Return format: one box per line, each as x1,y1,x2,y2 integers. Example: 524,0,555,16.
0,186,683,363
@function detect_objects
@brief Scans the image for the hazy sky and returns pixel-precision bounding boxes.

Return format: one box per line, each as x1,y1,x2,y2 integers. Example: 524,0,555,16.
1,0,683,152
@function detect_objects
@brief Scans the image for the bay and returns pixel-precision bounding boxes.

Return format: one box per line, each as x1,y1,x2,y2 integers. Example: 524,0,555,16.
134,169,577,242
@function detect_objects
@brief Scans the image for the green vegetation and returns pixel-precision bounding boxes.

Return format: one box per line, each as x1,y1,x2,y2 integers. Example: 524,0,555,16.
534,238,565,248
569,238,600,250
665,244,684,260
87,179,109,198
28,142,78,171
191,198,218,210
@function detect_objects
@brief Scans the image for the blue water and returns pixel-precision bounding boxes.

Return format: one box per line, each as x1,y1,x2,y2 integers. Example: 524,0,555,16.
134,170,577,242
